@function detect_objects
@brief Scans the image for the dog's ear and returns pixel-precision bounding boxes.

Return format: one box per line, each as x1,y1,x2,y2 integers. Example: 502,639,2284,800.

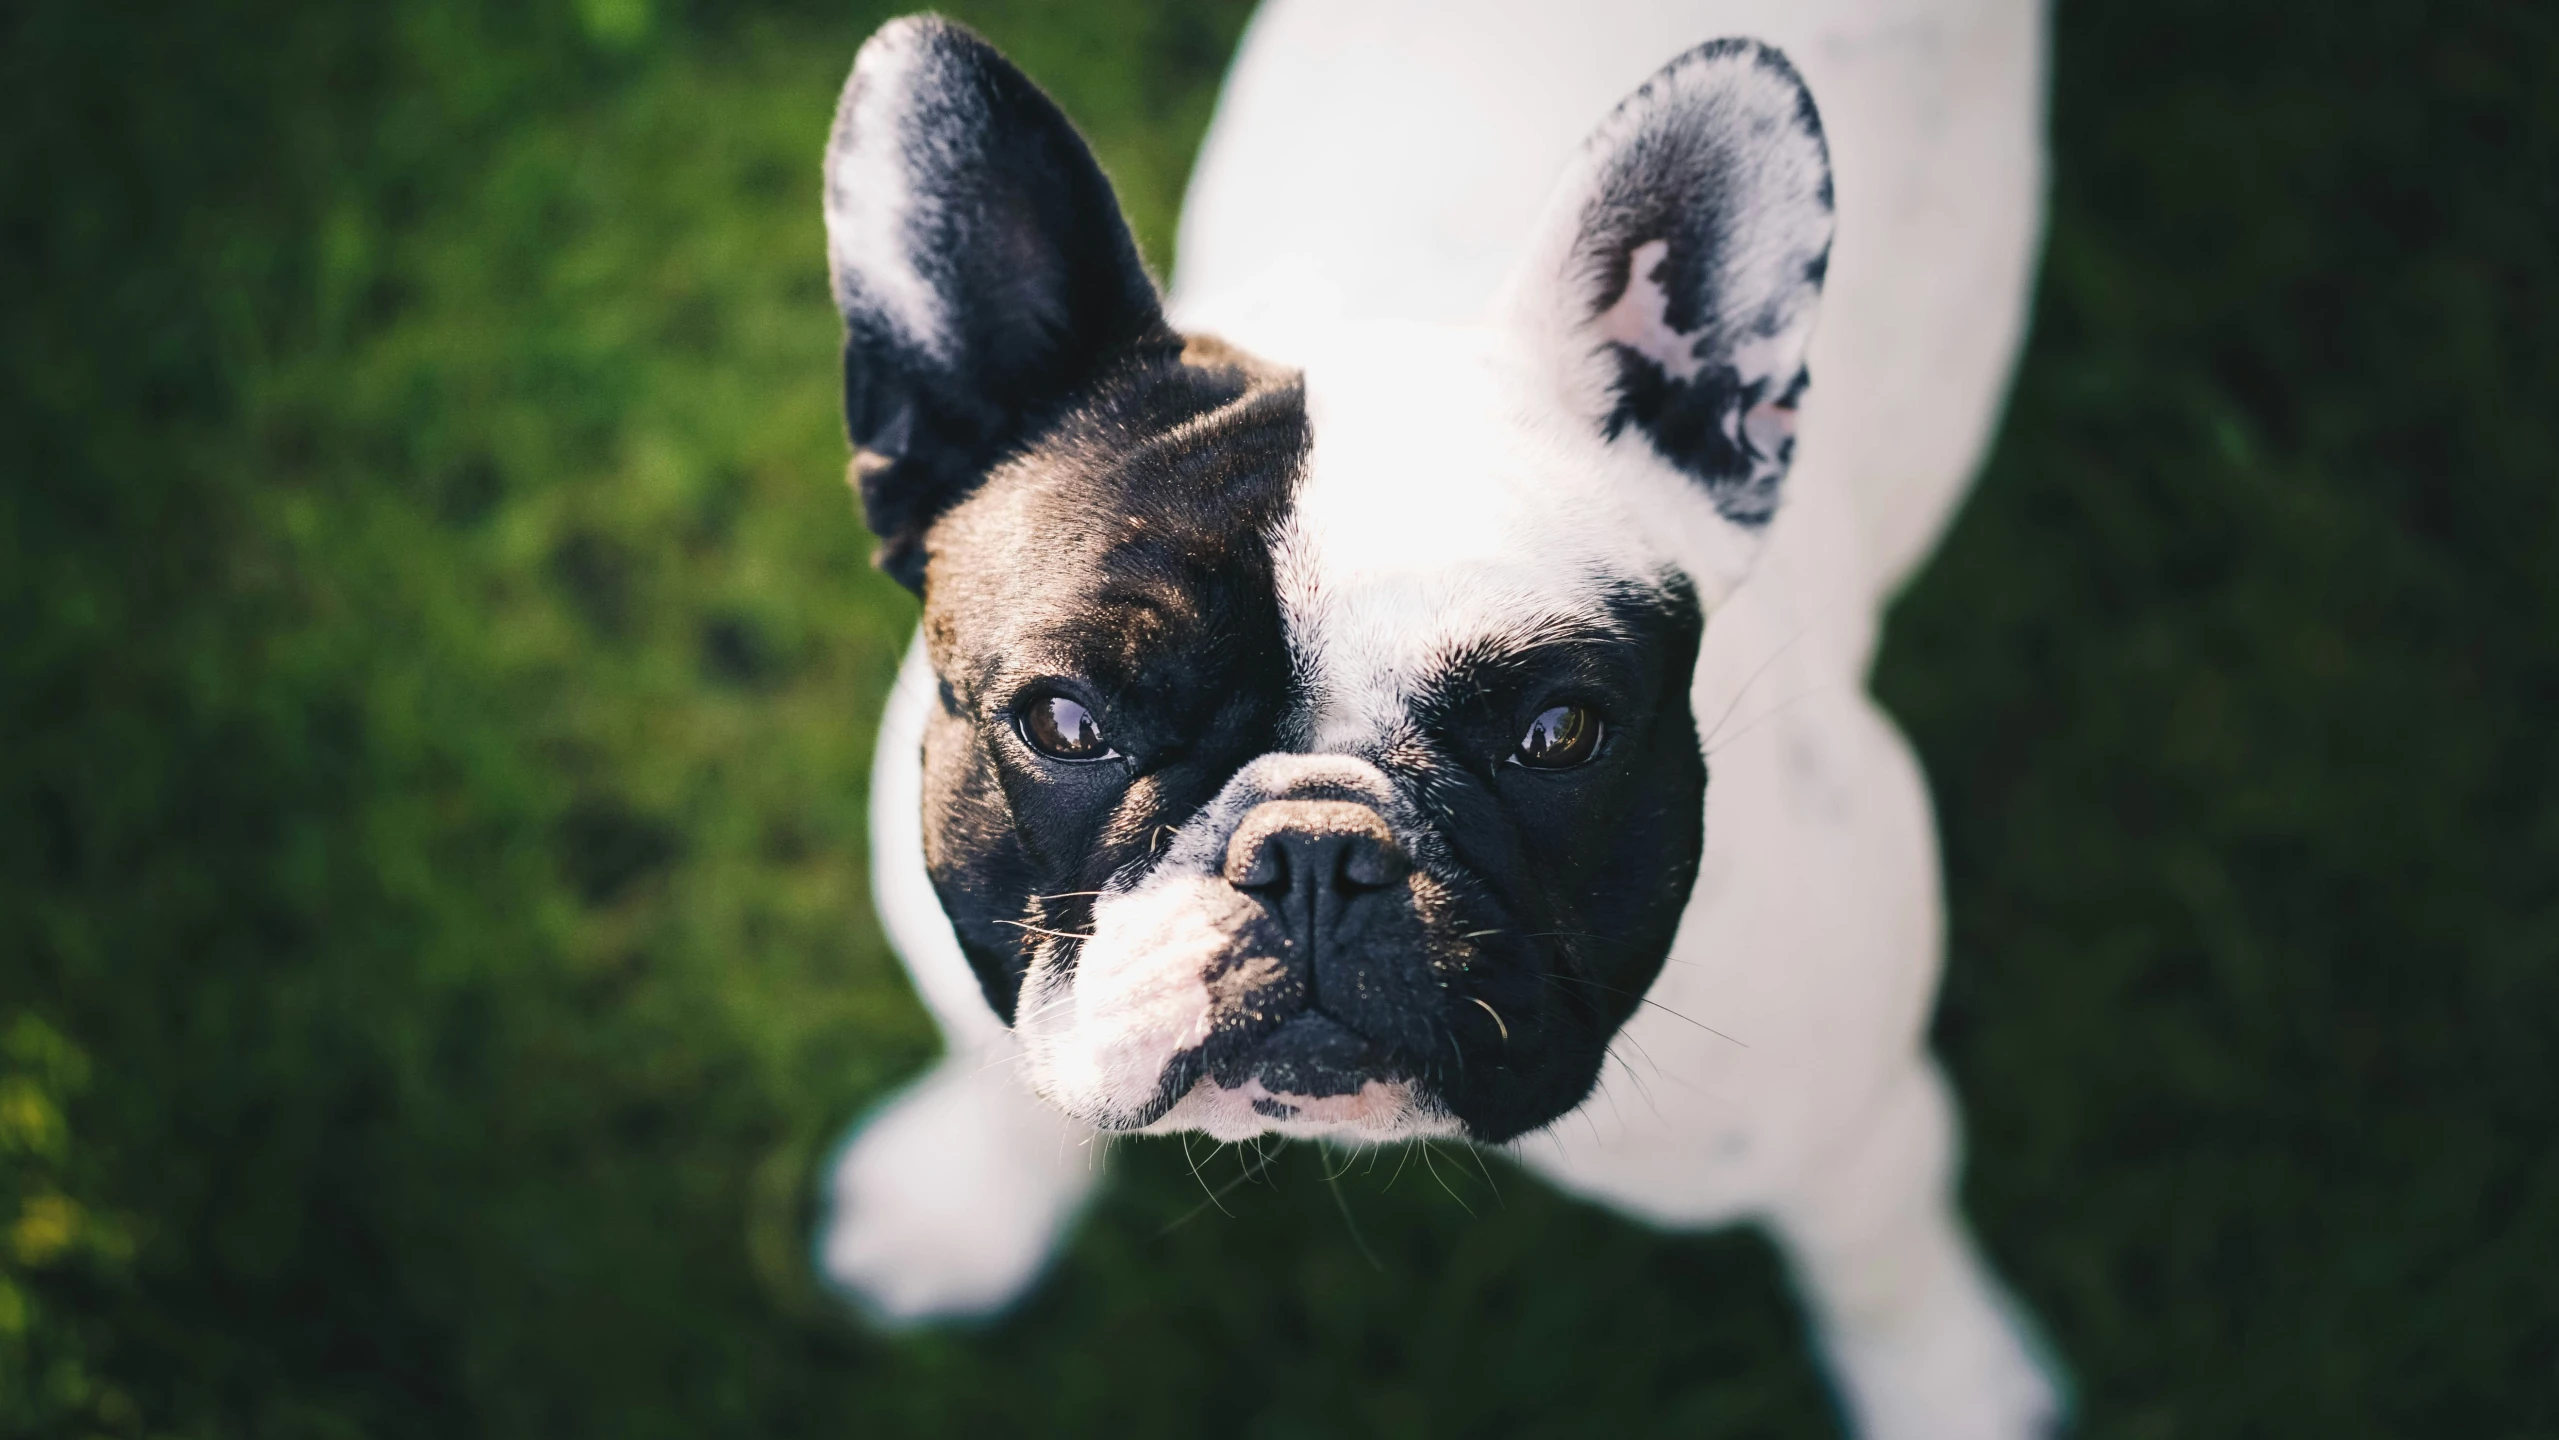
824,16,1167,592
1505,39,1834,532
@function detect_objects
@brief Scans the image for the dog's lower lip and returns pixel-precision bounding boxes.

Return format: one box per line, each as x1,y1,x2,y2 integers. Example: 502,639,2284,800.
1224,1011,1395,1099
1117,1049,1209,1131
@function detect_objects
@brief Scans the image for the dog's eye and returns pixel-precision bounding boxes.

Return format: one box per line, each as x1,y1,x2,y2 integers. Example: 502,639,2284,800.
1513,704,1602,769
1018,694,1117,762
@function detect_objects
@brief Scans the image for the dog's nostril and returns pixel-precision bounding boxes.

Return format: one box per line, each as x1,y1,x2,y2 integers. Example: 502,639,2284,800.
1229,834,1289,891
1223,800,1410,895
1336,834,1408,890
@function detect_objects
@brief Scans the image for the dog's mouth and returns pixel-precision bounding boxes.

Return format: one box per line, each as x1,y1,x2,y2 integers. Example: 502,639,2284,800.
1145,1012,1458,1142
1152,1073,1455,1143
1211,1009,1380,1098
1131,999,1466,1141
1007,753,1644,1145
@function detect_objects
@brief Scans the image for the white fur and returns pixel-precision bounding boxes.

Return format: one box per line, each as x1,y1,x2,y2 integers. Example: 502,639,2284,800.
865,641,1007,1051
1016,874,1227,1125
818,1037,1100,1325
826,3,2061,1433
1276,321,1710,752
823,19,953,363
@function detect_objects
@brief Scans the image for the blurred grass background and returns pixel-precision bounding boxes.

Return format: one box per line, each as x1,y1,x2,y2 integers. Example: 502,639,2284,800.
2,0,2552,1435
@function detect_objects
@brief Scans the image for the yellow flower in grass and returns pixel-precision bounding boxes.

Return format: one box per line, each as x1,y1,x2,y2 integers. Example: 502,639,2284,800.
0,1079,64,1158
10,1194,81,1268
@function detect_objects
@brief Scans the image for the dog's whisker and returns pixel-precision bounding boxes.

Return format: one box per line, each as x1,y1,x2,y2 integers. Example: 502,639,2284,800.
1176,1132,1233,1218
1324,1162,1385,1271
1702,685,1836,758
1417,1140,1475,1218
1540,972,1748,1048
1698,622,1813,750
994,918,1098,941
1607,1040,1668,1125
1383,1140,1416,1192
1157,1142,1273,1236
1460,1140,1504,1206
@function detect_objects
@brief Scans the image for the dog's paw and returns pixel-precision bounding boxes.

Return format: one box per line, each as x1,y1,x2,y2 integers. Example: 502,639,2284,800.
817,1049,1103,1327
1822,1274,2070,1440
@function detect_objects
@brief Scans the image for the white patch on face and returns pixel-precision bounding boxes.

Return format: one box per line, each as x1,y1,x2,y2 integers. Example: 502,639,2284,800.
1273,322,1714,749
824,19,951,363
1015,871,1236,1128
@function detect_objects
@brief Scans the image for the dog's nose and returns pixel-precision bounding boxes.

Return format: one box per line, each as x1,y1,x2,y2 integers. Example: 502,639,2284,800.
1223,799,1410,902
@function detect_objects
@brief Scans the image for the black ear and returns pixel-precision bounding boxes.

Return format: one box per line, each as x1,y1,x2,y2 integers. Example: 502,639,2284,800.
1509,39,1834,530
823,16,1167,591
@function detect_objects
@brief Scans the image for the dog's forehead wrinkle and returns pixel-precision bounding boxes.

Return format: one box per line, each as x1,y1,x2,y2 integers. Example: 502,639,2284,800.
923,337,1311,726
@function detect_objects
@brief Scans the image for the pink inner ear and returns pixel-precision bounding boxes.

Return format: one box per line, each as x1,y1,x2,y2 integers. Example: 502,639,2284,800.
1594,238,1710,383
1743,397,1798,458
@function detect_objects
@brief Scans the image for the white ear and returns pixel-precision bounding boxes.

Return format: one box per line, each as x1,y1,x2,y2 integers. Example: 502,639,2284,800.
1504,39,1834,531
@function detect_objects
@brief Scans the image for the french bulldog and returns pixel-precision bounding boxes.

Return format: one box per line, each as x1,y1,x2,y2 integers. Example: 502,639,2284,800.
815,3,2060,1435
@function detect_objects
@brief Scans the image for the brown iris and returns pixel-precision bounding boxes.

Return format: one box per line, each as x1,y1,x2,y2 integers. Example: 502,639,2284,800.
1018,694,1115,761
1515,704,1602,769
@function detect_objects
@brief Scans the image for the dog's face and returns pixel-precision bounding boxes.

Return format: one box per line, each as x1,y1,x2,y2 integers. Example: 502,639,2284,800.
823,18,1831,1144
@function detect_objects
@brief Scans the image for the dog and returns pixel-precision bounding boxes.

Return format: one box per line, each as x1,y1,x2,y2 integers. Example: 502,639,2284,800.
813,3,2057,1435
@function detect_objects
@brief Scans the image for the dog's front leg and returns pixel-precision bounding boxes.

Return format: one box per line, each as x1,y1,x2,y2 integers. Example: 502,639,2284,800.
818,638,1104,1325
818,1035,1102,1326
1765,1059,2067,1440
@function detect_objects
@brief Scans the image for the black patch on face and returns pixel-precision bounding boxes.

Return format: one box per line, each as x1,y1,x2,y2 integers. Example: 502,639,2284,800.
915,336,1310,1021
1379,581,1710,1142
1568,38,1833,528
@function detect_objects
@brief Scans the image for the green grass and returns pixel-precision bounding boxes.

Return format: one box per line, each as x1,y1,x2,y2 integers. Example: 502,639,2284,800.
2,1,2552,1435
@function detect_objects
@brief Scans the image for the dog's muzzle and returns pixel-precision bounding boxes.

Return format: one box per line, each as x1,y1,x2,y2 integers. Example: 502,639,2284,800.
1217,798,1412,1099
1184,759,1448,1110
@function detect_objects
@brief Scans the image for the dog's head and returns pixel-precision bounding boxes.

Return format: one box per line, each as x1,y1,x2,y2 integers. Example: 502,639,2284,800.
823,17,1830,1144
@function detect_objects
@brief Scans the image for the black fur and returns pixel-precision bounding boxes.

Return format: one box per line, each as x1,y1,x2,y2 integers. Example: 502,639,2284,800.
825,17,1169,591
1388,582,1708,1139
917,335,1309,1023
1122,585,1708,1144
